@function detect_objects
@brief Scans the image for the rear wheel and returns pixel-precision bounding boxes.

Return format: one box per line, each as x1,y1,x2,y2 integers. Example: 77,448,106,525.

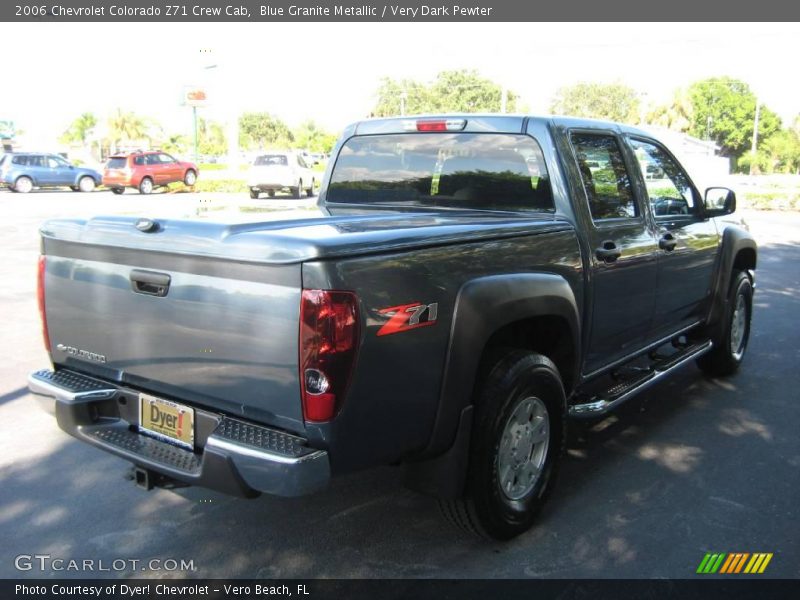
697,270,753,377
249,189,260,199
139,177,154,195
78,176,96,193
111,187,125,195
267,190,276,198
439,351,566,540
293,180,303,199
184,170,197,186
15,176,33,193
306,179,315,197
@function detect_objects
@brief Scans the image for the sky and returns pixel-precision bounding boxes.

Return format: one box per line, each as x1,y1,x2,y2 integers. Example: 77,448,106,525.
2,22,798,148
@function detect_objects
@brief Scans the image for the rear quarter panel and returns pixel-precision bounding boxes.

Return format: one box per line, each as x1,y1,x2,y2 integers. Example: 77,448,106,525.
302,228,582,474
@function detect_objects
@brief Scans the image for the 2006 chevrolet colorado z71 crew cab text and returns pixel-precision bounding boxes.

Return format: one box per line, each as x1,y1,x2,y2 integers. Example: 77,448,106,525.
29,115,756,539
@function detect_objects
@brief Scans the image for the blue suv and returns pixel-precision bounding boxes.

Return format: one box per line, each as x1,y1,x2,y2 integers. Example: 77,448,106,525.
0,153,102,193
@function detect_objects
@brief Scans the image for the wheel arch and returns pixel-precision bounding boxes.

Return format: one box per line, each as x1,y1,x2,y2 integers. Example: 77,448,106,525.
403,273,580,499
706,225,757,336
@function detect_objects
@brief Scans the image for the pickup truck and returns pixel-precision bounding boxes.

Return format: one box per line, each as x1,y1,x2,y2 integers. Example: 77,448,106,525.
28,115,756,540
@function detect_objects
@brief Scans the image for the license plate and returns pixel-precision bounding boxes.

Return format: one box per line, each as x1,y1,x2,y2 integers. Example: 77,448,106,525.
139,393,194,450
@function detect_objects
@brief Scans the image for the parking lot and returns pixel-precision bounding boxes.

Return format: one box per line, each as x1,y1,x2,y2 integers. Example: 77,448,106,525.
1,189,798,579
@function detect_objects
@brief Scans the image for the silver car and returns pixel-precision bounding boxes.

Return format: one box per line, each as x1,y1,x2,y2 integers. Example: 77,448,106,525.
247,151,316,199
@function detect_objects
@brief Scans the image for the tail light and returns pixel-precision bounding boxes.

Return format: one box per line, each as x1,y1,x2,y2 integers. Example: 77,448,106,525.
37,255,51,352
299,290,359,422
403,118,467,132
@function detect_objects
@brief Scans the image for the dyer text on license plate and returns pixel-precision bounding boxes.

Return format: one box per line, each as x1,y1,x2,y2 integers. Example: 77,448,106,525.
139,393,194,450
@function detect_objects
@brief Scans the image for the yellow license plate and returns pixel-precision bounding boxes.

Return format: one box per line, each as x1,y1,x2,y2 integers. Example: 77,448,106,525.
139,393,194,450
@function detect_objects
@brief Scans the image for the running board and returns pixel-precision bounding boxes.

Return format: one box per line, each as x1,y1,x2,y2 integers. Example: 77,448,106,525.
569,340,713,418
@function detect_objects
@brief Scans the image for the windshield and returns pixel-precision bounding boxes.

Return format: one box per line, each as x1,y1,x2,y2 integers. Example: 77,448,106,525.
327,133,554,212
254,154,289,166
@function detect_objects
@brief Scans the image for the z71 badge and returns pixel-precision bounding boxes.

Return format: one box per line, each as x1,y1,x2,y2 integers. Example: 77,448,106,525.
377,302,438,336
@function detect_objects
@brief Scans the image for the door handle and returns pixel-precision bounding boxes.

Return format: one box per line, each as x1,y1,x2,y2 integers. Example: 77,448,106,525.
659,233,678,252
595,240,621,263
130,269,171,297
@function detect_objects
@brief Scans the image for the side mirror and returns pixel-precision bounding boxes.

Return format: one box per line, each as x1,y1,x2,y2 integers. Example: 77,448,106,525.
704,187,736,217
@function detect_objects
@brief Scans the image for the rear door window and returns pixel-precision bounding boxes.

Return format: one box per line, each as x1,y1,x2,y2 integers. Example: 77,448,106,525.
569,133,638,221
327,132,554,212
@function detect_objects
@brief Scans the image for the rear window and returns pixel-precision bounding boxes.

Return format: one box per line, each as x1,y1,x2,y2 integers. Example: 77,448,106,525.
12,155,30,166
327,133,554,212
254,154,289,166
107,157,127,169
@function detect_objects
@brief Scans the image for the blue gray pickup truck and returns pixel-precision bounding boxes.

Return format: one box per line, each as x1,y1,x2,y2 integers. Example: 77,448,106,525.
29,115,756,539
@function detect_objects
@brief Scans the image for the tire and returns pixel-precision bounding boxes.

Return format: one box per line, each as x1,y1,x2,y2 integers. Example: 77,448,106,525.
138,177,154,195
293,180,303,199
697,270,753,377
70,186,80,192
184,170,197,186
267,190,275,198
15,176,33,193
78,176,96,193
249,189,260,199
306,179,315,197
439,351,566,540
111,187,125,195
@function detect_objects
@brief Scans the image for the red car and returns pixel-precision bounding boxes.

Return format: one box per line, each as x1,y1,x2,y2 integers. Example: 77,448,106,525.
102,151,198,195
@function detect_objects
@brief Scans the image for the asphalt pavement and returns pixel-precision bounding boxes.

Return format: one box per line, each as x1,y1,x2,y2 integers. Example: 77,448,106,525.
1,189,798,579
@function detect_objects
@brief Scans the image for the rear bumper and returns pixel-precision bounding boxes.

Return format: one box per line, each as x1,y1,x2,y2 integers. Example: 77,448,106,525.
102,176,134,187
28,368,329,498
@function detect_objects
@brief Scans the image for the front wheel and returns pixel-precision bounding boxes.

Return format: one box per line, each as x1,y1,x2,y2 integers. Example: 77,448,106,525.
184,170,197,186
138,177,154,195
78,176,96,193
306,179,315,197
697,270,753,377
440,351,566,540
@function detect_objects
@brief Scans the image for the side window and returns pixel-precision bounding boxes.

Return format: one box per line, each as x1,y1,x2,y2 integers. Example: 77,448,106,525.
47,157,61,168
570,133,637,221
12,155,28,166
145,154,160,165
29,155,45,168
297,155,308,168
158,153,175,163
133,155,145,166
629,138,698,216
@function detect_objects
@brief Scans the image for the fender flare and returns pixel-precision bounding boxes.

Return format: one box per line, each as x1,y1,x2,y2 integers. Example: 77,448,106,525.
706,225,757,338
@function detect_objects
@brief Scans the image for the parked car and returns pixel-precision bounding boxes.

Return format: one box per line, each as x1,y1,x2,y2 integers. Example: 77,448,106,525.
29,114,755,541
0,152,101,193
102,151,198,195
247,151,315,199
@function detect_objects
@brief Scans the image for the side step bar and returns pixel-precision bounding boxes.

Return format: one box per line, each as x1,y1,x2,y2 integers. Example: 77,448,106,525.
569,340,713,418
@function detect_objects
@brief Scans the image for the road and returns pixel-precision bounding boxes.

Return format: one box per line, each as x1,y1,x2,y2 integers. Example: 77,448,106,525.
1,189,798,579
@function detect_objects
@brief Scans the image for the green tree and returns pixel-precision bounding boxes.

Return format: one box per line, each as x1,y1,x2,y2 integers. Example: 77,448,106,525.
550,82,640,123
59,112,98,146
685,77,781,162
238,112,293,150
371,70,517,117
106,109,151,153
646,88,693,132
198,118,227,156
292,120,337,153
761,126,800,174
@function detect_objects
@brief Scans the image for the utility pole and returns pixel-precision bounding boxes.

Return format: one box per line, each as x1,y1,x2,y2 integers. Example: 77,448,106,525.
750,95,760,176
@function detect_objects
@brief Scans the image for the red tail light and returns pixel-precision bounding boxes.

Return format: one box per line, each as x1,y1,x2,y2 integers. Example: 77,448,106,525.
299,290,359,422
37,255,51,352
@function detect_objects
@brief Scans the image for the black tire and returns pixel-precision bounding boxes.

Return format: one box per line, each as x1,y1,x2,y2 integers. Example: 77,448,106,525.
293,180,303,199
70,186,80,192
306,179,315,197
439,351,566,540
138,177,154,195
14,176,33,193
111,187,125,195
267,190,276,198
184,170,197,186
249,189,260,199
697,270,753,377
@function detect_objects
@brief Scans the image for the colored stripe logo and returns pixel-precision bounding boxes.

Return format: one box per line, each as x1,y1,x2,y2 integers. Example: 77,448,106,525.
697,552,773,574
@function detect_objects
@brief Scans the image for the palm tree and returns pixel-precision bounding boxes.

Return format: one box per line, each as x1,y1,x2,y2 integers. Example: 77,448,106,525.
60,112,98,146
106,109,149,154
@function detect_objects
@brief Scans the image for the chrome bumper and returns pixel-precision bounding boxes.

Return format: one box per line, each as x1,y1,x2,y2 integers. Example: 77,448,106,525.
28,369,329,498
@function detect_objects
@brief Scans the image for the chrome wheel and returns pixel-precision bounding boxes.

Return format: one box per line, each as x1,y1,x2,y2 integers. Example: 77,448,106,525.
79,176,95,192
184,170,197,186
139,177,153,194
15,176,33,193
498,396,549,501
730,293,748,359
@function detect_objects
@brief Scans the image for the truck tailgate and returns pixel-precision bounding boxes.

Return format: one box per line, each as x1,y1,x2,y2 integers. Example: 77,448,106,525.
41,217,304,433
